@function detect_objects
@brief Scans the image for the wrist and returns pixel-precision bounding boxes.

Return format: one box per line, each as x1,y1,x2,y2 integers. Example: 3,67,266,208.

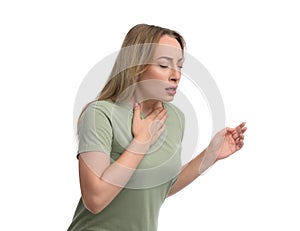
126,138,150,155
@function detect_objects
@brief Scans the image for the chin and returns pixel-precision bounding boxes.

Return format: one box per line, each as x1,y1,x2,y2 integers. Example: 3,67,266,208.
162,95,175,102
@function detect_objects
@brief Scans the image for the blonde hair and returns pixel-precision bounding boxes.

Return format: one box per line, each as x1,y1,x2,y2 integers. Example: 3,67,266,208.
97,24,185,102
77,24,185,128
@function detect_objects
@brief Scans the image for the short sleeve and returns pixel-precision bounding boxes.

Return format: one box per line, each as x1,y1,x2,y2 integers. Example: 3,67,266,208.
77,102,113,157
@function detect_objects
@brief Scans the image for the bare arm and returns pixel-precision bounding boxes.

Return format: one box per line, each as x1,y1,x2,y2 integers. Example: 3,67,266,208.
168,122,247,197
79,144,147,214
79,103,167,214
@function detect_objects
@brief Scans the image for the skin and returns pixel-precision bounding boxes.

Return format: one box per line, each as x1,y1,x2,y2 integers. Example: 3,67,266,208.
78,35,247,214
133,35,183,115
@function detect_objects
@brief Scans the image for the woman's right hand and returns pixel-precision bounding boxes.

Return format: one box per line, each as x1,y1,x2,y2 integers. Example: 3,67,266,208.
132,103,167,146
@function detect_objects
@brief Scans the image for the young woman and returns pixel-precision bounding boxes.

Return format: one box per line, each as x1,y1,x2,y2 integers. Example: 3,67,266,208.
67,24,247,231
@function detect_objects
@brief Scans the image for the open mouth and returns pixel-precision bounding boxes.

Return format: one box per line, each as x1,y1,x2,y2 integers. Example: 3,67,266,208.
165,87,176,91
165,86,177,95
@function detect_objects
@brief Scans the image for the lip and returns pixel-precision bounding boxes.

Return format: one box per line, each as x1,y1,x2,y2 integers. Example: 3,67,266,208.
165,86,177,95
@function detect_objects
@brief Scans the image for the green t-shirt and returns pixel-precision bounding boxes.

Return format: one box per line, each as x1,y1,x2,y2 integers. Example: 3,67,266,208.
67,100,185,231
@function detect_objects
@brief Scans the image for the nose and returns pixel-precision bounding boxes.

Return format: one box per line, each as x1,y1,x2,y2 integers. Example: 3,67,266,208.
169,67,181,84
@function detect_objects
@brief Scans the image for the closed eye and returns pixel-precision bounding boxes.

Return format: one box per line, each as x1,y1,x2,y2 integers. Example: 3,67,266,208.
159,64,168,68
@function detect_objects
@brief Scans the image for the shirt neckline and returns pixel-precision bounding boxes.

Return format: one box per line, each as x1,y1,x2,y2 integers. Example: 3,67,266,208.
116,100,166,114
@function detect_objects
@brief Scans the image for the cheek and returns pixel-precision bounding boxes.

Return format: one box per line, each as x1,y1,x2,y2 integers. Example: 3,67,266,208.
140,66,170,81
136,78,171,100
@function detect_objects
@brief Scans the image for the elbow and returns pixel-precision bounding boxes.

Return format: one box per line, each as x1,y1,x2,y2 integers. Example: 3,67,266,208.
82,195,109,215
87,206,102,215
84,200,103,215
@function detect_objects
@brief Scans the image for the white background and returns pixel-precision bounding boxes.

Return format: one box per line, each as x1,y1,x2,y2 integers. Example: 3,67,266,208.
1,0,299,230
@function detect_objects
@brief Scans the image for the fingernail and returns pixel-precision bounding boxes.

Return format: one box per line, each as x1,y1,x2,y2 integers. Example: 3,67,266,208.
135,103,138,107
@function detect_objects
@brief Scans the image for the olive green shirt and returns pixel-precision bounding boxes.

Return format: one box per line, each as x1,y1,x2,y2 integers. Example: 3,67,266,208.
67,100,185,231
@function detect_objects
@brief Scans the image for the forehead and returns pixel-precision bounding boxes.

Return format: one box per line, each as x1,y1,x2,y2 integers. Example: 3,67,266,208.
154,35,183,59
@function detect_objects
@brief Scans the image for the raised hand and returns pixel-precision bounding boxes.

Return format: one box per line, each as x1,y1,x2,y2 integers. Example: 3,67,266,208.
131,103,167,146
214,122,247,161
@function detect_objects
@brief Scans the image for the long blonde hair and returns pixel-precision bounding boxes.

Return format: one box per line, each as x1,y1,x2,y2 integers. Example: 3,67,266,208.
78,24,185,127
98,23,185,102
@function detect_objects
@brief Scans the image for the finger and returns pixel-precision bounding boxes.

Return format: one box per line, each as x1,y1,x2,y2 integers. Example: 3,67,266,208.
237,135,244,144
150,124,166,145
241,127,247,134
155,108,167,121
157,112,167,127
133,103,141,121
155,124,166,138
238,140,244,149
233,132,239,139
236,126,243,134
150,120,164,132
158,123,166,134
147,107,164,119
160,112,168,124
234,123,247,135
226,127,235,133
238,122,246,128
240,123,247,132
234,122,245,133
234,131,244,138
151,116,167,133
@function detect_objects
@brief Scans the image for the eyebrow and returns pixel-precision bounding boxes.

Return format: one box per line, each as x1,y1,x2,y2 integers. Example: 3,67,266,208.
157,56,184,62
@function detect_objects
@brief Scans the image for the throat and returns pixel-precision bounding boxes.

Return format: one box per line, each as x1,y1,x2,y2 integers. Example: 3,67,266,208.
142,100,164,115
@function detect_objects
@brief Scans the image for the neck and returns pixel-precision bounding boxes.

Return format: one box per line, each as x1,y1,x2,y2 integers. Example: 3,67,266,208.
140,100,164,115
130,96,164,116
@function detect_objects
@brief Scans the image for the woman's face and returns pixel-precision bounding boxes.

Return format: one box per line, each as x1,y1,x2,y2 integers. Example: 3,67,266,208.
136,35,184,102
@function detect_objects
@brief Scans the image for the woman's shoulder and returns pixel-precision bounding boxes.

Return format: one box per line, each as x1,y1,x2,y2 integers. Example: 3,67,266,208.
87,99,114,109
82,100,115,117
84,99,133,117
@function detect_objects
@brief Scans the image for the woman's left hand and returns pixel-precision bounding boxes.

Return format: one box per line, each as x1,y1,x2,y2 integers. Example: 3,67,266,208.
216,122,247,160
